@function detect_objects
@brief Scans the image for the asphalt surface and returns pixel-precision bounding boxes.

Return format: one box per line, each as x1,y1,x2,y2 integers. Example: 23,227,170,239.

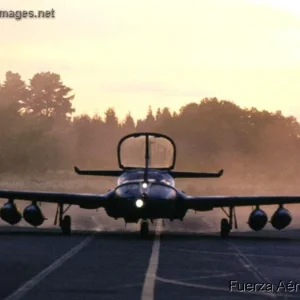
1,217,300,300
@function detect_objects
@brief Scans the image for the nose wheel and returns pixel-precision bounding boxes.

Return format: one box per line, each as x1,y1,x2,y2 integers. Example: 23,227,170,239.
140,220,149,238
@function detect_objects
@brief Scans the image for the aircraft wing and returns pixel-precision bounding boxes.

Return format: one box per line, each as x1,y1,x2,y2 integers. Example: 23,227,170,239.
0,190,112,207
184,195,300,210
169,169,223,178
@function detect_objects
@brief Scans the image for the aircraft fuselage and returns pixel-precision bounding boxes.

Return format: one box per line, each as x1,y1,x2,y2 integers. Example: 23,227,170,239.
104,177,187,223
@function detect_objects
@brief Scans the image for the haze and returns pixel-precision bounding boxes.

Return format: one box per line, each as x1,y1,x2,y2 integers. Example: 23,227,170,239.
1,0,300,121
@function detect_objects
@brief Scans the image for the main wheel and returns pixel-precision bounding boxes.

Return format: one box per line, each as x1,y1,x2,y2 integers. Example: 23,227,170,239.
140,221,149,238
220,218,230,238
61,215,71,235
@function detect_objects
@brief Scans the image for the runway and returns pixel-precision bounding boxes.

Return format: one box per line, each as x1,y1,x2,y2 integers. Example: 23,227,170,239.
1,219,300,300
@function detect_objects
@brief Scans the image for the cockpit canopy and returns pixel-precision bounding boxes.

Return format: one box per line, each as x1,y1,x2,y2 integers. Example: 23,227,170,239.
117,132,176,170
117,170,175,187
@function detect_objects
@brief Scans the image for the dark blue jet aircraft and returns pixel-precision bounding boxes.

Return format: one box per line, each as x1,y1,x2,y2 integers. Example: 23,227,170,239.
0,132,298,237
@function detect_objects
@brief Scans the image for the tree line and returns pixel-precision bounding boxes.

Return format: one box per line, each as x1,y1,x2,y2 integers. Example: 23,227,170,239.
0,71,299,180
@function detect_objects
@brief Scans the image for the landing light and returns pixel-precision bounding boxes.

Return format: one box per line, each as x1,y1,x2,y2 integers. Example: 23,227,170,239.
135,199,144,208
142,182,148,189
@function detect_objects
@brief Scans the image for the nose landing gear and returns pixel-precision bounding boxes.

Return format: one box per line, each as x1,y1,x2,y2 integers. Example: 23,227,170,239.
140,219,149,238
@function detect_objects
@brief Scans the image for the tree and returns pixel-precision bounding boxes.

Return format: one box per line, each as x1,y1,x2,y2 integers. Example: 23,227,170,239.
1,69,300,180
145,106,155,126
160,107,172,120
155,108,162,121
0,71,28,131
22,72,75,120
122,112,135,134
137,106,155,131
0,72,29,172
102,108,120,167
0,71,28,113
73,114,94,166
136,119,143,131
104,107,119,130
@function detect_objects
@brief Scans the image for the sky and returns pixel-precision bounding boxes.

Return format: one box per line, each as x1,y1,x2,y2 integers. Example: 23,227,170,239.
0,0,300,122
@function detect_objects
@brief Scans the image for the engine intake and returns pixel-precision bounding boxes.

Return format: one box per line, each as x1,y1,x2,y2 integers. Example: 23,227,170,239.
271,207,292,230
23,204,45,227
0,202,22,225
248,208,268,231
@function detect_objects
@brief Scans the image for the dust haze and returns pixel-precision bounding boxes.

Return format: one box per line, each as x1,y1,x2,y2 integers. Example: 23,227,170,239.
0,92,300,234
1,165,300,234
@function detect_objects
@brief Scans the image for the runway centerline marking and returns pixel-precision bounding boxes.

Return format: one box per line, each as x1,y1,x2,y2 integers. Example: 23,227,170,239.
141,220,162,300
3,234,94,300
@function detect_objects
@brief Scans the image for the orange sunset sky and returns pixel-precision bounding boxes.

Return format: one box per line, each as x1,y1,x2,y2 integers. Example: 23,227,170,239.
0,0,300,121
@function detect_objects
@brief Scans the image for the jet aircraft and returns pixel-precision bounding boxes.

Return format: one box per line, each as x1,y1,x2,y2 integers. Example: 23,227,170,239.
0,132,299,237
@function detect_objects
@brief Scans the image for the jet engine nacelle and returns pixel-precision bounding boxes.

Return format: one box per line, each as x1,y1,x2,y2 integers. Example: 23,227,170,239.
0,202,22,225
248,208,268,231
23,204,45,227
271,207,292,230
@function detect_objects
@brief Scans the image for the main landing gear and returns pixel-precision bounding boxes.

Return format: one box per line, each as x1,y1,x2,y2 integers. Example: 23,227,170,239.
140,219,149,238
54,203,72,235
220,206,238,238
61,215,71,235
220,218,231,238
